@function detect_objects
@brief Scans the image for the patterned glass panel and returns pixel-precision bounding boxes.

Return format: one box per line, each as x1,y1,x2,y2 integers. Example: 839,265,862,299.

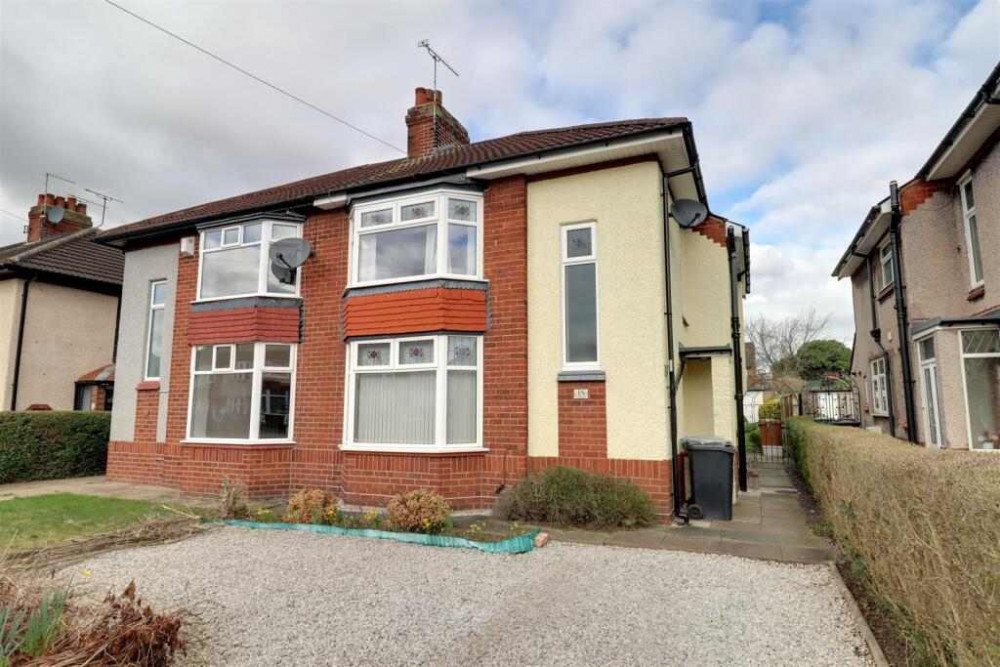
358,343,390,367
401,201,435,221
448,199,477,222
360,209,393,228
400,339,434,365
962,330,1000,355
447,336,477,366
567,228,593,259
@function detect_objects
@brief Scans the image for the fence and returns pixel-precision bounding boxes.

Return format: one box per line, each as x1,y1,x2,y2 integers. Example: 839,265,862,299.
780,390,860,425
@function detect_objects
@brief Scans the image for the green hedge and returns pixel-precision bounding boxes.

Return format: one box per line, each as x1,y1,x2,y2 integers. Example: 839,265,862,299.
794,420,1000,666
0,412,110,484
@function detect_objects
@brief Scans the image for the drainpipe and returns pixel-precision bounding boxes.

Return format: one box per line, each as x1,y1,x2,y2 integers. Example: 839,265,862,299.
661,173,682,518
727,227,748,492
10,276,32,411
868,254,897,434
889,181,918,443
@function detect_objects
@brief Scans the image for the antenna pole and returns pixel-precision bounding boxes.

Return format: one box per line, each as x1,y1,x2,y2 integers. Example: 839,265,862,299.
85,188,124,228
42,172,75,223
417,40,459,146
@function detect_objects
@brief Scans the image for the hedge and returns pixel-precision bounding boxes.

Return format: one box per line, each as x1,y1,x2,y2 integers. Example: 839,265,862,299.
0,412,110,484
793,420,1000,666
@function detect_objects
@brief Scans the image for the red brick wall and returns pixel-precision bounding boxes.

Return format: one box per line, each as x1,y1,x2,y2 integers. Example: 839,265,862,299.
188,306,299,344
529,457,672,519
343,287,486,338
558,381,607,458
900,179,943,216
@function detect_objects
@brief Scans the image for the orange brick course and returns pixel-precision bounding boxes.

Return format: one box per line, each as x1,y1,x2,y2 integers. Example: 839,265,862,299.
343,287,486,338
188,306,299,344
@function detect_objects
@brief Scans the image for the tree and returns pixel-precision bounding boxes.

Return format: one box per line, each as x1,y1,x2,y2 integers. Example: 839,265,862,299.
796,339,851,380
745,309,832,395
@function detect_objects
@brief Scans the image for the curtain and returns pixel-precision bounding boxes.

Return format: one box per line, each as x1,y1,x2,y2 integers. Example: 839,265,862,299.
355,371,435,444
191,373,253,438
447,370,477,444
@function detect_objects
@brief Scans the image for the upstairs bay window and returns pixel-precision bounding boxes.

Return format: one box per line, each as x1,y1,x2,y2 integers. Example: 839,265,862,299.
346,335,482,452
351,191,482,286
198,219,302,300
187,342,296,442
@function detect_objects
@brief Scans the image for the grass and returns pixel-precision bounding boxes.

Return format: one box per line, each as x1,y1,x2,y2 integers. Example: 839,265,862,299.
0,493,173,552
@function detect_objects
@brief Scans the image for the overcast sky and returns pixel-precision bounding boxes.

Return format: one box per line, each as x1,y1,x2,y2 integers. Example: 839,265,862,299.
1,0,997,341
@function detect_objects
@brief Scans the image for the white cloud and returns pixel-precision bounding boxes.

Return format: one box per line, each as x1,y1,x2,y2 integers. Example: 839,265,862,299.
1,0,997,344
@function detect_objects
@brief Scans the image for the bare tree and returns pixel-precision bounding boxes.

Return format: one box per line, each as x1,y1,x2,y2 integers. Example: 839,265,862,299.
746,309,830,394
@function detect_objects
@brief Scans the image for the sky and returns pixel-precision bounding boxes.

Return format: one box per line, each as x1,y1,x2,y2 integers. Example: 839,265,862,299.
1,0,998,342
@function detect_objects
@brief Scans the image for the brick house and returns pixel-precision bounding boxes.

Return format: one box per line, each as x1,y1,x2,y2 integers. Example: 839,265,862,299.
833,62,1000,450
0,195,123,412
99,88,750,517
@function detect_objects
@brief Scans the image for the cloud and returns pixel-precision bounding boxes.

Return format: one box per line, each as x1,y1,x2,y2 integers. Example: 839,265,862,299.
1,0,997,343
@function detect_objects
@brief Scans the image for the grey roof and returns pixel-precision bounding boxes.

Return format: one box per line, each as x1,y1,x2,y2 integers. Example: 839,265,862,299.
0,229,124,287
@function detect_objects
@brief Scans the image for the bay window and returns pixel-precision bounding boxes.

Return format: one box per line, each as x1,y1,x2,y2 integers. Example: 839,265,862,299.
562,222,599,368
961,329,1000,450
351,190,482,286
198,219,302,300
346,335,482,451
187,342,296,442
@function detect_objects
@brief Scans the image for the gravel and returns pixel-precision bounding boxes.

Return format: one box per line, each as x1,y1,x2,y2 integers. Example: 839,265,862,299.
69,527,872,666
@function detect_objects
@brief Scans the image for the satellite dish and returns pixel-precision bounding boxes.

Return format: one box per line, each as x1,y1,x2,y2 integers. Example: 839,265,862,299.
46,206,65,224
269,238,312,286
269,238,312,269
670,199,708,228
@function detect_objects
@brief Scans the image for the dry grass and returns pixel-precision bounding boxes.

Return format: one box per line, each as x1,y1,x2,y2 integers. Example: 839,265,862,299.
797,421,1000,666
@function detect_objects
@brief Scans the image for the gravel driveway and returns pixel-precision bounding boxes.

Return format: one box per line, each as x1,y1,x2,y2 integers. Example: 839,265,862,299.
70,527,871,666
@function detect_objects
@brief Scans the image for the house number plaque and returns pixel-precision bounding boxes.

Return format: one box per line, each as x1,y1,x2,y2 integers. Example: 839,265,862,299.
573,388,589,400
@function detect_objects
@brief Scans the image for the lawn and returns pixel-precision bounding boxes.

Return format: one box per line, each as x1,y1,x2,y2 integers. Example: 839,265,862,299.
0,493,173,552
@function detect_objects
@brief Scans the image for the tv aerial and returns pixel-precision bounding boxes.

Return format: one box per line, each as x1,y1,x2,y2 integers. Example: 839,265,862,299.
269,237,313,285
43,172,74,225
670,199,709,228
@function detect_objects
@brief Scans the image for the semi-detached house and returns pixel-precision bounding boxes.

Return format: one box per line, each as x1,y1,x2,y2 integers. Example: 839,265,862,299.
100,88,750,518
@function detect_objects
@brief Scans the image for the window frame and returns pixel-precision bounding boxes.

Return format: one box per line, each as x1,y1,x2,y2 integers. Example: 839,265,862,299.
958,172,983,288
878,242,894,292
343,334,485,454
184,341,297,444
144,280,167,381
958,327,1000,452
349,189,485,288
561,221,601,371
870,357,889,417
196,219,303,303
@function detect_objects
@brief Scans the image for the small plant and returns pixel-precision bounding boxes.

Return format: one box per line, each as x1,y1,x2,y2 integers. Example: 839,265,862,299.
322,504,342,526
501,466,656,528
465,522,486,540
386,489,451,534
218,478,251,520
284,489,338,524
758,398,781,421
360,510,383,529
254,507,275,523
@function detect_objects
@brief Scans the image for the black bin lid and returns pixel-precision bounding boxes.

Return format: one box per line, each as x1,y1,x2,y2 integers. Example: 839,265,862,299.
682,436,735,452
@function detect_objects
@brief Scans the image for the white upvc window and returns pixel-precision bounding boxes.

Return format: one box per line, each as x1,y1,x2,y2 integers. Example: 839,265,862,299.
197,219,302,301
186,342,296,443
144,280,167,380
871,357,889,416
561,222,600,369
350,189,483,287
878,242,894,292
344,335,483,453
959,173,983,288
959,328,1000,451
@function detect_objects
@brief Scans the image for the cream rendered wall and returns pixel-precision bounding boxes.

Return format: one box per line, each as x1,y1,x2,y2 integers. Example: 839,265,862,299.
682,359,713,435
16,282,118,410
711,354,736,444
0,279,24,410
527,161,669,460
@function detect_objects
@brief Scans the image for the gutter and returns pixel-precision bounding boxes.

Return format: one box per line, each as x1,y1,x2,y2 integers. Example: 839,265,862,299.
727,227,748,492
661,172,683,519
10,275,32,411
889,181,918,443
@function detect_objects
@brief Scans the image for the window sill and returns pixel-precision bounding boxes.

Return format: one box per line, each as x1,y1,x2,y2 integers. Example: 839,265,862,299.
181,439,295,447
136,380,161,392
558,370,606,382
967,284,985,301
876,284,894,301
191,294,301,306
340,444,488,455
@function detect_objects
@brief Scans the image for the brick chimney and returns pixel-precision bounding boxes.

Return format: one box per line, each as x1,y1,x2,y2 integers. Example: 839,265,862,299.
405,88,470,159
26,193,92,242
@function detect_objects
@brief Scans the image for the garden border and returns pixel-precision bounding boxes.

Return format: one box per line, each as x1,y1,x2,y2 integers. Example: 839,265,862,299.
214,519,541,554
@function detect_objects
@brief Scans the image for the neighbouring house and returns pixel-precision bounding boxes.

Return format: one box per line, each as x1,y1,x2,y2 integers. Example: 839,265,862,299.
833,61,1000,450
0,195,124,411
98,87,750,517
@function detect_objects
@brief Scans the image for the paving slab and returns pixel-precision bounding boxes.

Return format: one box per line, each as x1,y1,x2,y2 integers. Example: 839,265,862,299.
0,475,212,507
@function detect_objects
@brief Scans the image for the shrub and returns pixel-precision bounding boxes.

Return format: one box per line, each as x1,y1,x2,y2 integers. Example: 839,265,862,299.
386,489,451,534
795,421,1000,666
0,412,110,484
501,466,657,528
284,489,338,525
758,399,781,421
745,421,761,453
218,479,251,520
